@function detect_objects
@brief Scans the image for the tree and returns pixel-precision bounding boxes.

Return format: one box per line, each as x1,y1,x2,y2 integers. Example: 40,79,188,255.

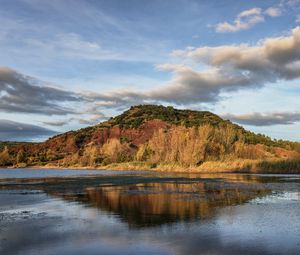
80,145,100,166
101,138,131,163
0,147,12,166
136,144,150,161
16,150,26,164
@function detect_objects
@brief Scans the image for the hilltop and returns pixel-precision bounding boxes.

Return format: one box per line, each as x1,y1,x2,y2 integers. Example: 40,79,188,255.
1,105,300,173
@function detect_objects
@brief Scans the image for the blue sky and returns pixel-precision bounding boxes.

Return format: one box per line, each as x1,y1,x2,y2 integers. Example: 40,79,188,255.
1,0,300,141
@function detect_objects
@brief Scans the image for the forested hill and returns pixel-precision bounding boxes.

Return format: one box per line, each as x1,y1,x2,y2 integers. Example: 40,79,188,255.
1,105,300,173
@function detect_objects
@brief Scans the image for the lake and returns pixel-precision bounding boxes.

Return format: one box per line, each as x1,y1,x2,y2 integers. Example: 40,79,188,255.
0,168,300,255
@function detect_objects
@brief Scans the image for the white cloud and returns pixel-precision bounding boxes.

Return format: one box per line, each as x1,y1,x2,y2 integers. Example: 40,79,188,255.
282,0,300,7
175,27,300,78
78,113,108,125
25,33,116,61
239,8,262,17
89,27,300,107
3,27,300,128
265,7,282,17
215,3,288,33
42,119,72,127
216,8,264,33
222,112,300,126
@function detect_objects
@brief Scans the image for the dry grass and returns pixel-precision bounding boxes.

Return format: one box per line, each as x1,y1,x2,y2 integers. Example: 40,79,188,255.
16,158,300,174
253,159,300,174
99,159,300,174
96,160,257,173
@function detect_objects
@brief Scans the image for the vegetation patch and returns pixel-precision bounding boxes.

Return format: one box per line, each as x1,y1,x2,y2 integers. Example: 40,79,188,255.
1,105,300,173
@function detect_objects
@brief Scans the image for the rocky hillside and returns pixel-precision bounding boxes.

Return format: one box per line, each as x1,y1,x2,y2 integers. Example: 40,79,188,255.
1,105,300,173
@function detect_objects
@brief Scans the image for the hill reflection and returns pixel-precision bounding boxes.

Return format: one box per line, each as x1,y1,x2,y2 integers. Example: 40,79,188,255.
62,180,269,227
0,173,271,228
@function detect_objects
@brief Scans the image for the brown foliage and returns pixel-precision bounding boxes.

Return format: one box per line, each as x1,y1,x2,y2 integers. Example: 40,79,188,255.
0,147,12,166
147,125,215,165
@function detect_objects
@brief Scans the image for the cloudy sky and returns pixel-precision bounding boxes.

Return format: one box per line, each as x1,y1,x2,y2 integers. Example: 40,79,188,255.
1,0,300,141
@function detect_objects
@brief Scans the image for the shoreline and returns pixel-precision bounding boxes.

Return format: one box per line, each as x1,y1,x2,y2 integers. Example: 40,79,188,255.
2,159,300,174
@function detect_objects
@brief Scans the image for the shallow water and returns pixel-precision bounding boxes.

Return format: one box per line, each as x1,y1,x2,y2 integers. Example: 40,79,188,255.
0,168,140,179
0,168,300,255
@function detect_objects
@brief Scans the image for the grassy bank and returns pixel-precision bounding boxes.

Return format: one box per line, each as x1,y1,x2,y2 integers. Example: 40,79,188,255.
2,159,300,174
254,159,300,174
98,159,300,174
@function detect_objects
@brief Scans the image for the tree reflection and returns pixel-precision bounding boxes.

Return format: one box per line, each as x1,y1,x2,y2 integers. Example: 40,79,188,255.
0,173,271,228
62,181,269,227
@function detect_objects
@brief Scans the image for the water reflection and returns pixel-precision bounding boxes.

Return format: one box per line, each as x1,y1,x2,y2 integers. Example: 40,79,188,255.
0,172,277,227
1,171,300,255
60,181,269,227
0,173,273,227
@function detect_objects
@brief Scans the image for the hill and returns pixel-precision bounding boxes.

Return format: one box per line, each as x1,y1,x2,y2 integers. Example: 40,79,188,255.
1,105,300,173
0,141,36,150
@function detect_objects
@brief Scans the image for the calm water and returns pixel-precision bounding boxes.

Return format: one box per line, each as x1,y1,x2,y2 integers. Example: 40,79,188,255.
0,168,300,255
0,168,141,179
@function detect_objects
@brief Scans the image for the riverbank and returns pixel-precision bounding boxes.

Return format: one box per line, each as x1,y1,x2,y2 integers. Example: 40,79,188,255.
3,158,300,174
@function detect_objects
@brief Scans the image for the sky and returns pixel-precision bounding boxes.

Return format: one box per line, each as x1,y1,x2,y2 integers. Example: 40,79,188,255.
1,0,300,141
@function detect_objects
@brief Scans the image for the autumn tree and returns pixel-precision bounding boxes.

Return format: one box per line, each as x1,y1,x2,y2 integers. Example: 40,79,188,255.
80,145,100,166
16,150,26,164
146,125,216,166
102,138,132,163
135,144,150,161
0,147,12,166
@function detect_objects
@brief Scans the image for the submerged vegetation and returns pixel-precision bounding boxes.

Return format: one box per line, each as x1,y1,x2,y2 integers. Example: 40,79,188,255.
1,105,300,173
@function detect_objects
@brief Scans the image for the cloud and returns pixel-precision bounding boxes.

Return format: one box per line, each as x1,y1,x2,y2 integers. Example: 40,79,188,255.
78,114,108,125
42,119,72,127
265,7,282,17
25,33,116,61
0,119,57,141
2,27,300,127
183,26,300,70
215,3,287,33
84,65,256,107
153,64,256,103
222,112,300,126
0,67,82,115
42,113,109,127
283,0,300,7
73,27,300,109
0,67,114,129
216,8,264,33
0,2,166,64
171,26,300,90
